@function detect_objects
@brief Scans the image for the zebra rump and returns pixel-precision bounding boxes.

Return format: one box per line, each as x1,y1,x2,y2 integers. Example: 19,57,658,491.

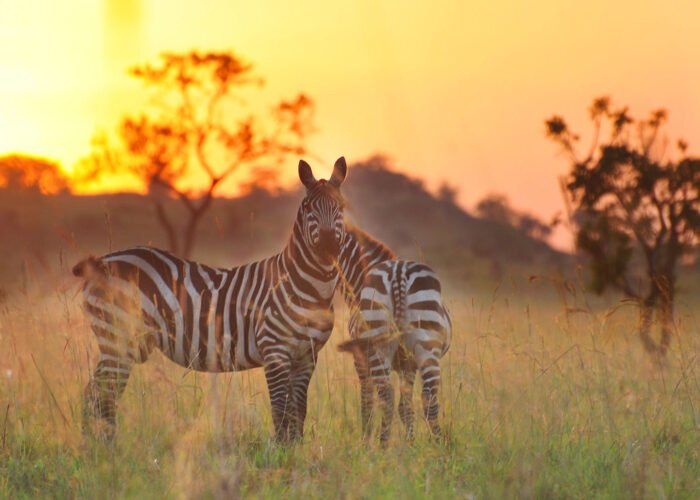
337,258,452,443
338,260,450,355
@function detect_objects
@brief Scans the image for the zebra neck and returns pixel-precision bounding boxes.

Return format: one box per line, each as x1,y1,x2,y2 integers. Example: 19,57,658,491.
280,221,338,305
340,227,395,306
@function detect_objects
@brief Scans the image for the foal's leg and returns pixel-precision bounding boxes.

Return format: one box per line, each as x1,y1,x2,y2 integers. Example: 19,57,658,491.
397,367,417,442
369,347,396,446
416,349,442,437
352,348,375,440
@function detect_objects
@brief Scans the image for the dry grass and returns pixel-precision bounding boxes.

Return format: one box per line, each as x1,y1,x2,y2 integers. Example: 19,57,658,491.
1,271,699,498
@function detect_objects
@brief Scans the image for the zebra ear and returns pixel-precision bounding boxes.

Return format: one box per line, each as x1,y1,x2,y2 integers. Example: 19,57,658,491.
329,156,347,188
298,159,316,189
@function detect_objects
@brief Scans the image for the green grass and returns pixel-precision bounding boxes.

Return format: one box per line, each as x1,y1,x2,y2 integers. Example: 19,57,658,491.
1,274,699,499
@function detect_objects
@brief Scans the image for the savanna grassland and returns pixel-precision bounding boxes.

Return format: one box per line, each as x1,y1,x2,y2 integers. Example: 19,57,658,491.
0,166,698,499
1,268,699,499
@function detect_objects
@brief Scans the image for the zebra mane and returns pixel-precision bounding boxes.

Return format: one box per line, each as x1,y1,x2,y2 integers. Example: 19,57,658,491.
305,180,346,207
345,224,396,260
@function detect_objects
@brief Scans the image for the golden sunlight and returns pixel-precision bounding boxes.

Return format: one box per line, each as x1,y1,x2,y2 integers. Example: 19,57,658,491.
1,0,699,212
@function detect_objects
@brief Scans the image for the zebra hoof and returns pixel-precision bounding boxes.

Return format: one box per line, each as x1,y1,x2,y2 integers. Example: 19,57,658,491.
82,417,116,443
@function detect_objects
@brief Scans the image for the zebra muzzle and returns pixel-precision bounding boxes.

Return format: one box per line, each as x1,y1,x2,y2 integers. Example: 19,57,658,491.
316,230,340,262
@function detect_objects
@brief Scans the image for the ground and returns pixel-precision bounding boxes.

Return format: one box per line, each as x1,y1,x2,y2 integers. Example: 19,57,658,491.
1,272,699,498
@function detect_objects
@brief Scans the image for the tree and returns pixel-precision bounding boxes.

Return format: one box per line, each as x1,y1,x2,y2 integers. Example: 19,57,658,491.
0,154,70,194
475,193,515,225
82,50,314,257
516,213,553,241
436,181,459,204
475,193,552,241
546,97,699,359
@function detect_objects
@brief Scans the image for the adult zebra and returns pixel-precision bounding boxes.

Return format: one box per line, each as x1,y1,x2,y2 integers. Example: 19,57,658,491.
73,158,347,442
337,228,452,444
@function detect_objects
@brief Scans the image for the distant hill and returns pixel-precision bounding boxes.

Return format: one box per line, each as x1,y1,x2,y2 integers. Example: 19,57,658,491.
343,157,565,272
0,158,567,294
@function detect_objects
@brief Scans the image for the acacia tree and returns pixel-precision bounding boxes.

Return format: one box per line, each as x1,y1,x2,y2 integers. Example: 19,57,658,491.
546,97,699,358
84,50,314,257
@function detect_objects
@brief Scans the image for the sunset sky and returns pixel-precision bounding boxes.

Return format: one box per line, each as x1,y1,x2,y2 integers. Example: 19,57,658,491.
1,0,699,248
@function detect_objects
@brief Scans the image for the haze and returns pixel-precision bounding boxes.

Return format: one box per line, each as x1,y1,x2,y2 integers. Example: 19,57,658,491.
1,0,698,250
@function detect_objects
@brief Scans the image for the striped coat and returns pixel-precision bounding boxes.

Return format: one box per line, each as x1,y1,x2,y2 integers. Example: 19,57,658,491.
75,158,347,442
338,227,452,443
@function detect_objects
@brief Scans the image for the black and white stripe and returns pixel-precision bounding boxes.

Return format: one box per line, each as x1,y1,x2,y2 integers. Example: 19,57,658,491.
338,228,452,443
75,158,347,442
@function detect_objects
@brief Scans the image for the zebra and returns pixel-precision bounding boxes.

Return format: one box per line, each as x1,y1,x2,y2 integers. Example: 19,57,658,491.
337,228,452,444
73,157,347,442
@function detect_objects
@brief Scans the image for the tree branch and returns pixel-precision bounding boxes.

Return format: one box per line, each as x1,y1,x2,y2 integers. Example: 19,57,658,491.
154,200,179,254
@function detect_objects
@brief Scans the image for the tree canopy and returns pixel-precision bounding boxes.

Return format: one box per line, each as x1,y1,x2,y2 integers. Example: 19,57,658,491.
81,50,314,257
546,97,699,357
0,154,70,195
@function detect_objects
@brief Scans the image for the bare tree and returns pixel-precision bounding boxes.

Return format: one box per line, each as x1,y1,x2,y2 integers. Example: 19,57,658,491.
546,97,699,359
82,50,314,257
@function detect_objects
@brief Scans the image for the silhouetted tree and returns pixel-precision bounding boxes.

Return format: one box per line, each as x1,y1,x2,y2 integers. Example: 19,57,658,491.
517,213,553,241
546,97,699,359
437,181,459,204
475,193,514,225
82,50,314,257
0,154,70,194
475,193,552,241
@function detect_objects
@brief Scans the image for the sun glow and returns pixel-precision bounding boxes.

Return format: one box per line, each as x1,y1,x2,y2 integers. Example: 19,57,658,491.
1,0,699,219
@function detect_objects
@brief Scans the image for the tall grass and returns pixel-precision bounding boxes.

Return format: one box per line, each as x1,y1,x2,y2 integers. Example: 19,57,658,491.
1,271,699,498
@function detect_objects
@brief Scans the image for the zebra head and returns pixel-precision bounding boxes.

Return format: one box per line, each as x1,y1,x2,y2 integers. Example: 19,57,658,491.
297,156,347,265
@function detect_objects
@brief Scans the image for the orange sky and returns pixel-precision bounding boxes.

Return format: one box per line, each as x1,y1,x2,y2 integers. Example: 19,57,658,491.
1,0,699,249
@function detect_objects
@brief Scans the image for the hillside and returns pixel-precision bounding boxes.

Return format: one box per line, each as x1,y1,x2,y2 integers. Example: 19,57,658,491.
0,159,566,293
343,158,565,271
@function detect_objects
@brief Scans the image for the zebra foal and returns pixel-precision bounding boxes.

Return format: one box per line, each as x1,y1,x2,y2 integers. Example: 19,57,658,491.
73,158,347,442
338,234,451,444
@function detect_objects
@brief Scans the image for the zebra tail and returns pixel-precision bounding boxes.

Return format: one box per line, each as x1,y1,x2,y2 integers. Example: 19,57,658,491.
391,264,408,330
72,256,108,280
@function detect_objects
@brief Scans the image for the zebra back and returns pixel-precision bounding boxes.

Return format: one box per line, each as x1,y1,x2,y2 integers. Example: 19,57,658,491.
342,260,452,358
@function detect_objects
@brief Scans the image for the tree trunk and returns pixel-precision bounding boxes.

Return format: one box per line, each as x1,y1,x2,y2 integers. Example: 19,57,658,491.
181,207,208,259
154,201,179,255
182,216,200,260
637,303,659,356
658,283,674,358
181,192,215,259
637,275,675,361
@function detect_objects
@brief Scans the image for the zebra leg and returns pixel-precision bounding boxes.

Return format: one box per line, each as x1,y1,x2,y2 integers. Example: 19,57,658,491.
375,375,394,446
351,348,374,440
370,351,395,446
83,319,155,439
398,367,417,442
416,352,442,438
263,354,294,443
288,353,316,442
83,353,133,439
